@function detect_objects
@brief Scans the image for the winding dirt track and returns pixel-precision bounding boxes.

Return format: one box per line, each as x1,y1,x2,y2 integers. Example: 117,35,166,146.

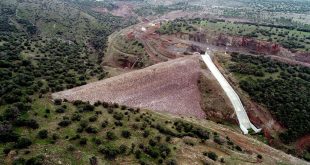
53,56,206,118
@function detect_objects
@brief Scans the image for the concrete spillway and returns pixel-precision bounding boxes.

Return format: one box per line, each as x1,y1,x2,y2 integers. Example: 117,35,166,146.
201,52,261,134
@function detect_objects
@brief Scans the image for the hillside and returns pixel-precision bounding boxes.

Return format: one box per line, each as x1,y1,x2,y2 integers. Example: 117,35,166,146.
0,0,310,164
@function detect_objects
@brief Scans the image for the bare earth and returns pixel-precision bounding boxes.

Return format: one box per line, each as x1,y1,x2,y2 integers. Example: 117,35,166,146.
52,56,206,118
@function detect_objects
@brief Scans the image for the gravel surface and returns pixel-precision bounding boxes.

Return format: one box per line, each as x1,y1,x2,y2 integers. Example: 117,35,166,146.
53,56,206,118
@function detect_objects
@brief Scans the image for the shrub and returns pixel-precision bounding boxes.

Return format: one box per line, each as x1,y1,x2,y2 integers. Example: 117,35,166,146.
67,145,76,151
80,120,89,128
89,156,98,165
121,130,131,138
58,119,71,127
114,121,123,127
79,138,87,145
203,151,218,161
80,103,95,112
101,121,108,128
106,131,117,140
166,159,177,165
107,108,114,114
121,105,127,110
113,112,124,120
76,127,84,133
15,138,32,149
149,139,157,147
166,136,171,142
257,154,263,159
45,109,50,114
92,138,102,145
54,99,62,105
119,144,128,154
235,145,242,151
3,147,11,155
159,144,171,158
52,133,59,140
37,129,48,139
112,103,119,108
85,126,98,134
214,136,224,145
13,158,26,165
99,144,119,159
102,102,109,108
55,107,65,113
94,101,101,106
71,113,82,121
143,130,150,138
73,100,84,106
26,155,44,165
144,147,159,158
89,115,98,122
135,150,142,159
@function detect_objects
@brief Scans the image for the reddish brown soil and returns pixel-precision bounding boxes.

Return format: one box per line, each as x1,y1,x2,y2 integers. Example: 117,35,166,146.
91,2,135,18
53,56,206,118
91,7,108,14
110,3,135,17
296,135,310,154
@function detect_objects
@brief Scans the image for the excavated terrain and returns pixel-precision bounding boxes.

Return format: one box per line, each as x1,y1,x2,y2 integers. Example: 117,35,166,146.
53,56,207,118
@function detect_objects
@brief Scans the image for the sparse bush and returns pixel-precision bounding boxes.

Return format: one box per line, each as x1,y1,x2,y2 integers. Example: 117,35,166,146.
166,159,177,165
99,144,119,159
119,144,128,154
92,138,102,145
135,150,142,159
149,139,157,147
144,146,159,158
15,138,32,149
94,101,101,106
203,151,218,161
37,129,48,139
89,115,98,122
79,103,95,112
114,121,123,127
45,109,50,114
79,138,87,145
113,112,124,120
52,133,59,140
13,158,26,165
80,120,89,128
143,130,150,138
257,154,263,159
3,147,11,155
101,121,108,128
106,131,117,140
55,107,65,113
214,136,224,145
121,130,131,138
85,126,98,134
235,145,242,151
54,99,62,105
121,105,127,110
58,119,71,127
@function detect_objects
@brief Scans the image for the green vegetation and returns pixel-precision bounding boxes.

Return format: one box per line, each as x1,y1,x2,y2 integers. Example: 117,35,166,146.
226,53,310,143
158,18,310,51
134,2,202,16
1,98,236,164
216,0,310,29
156,18,196,35
203,151,218,161
113,35,148,68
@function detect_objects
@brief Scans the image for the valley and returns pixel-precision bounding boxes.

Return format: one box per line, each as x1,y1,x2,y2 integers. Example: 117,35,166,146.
0,0,309,164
